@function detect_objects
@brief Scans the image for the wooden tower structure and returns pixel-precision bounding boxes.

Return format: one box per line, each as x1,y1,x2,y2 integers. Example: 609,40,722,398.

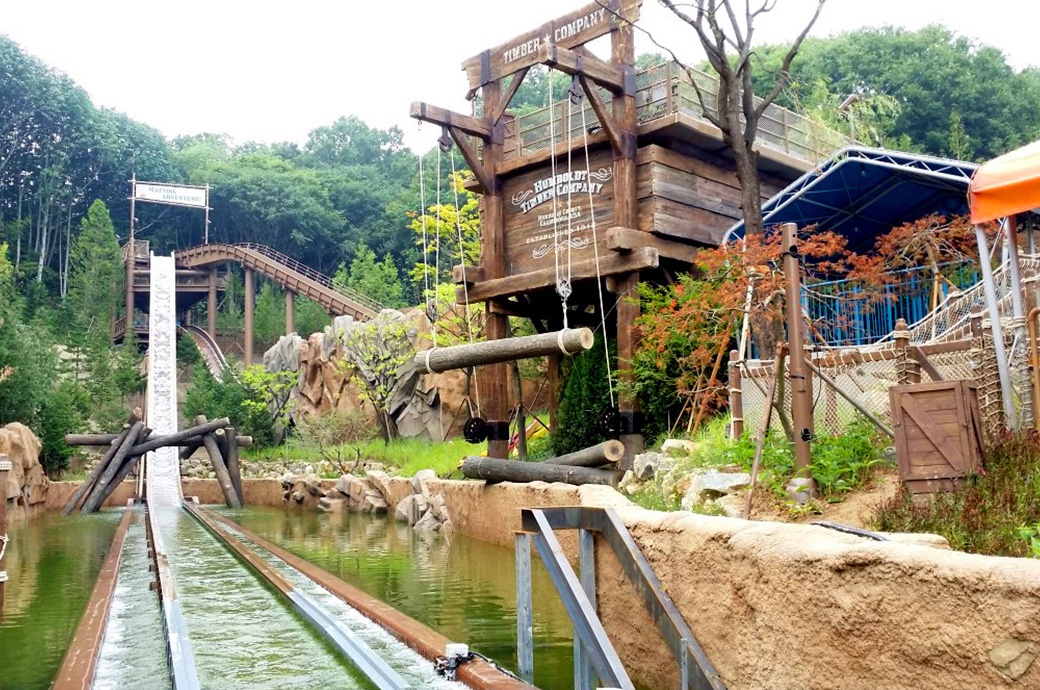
412,0,837,462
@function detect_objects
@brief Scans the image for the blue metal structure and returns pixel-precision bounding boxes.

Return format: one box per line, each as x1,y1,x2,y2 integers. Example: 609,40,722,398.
723,147,978,345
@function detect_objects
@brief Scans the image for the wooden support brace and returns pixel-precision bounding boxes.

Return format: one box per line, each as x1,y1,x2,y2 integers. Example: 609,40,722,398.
538,440,624,468
453,264,485,285
460,457,618,486
447,127,495,194
416,327,593,374
910,347,944,382
489,67,530,124
579,75,623,154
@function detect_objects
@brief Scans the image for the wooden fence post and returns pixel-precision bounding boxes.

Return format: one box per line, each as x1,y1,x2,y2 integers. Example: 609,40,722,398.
728,350,744,439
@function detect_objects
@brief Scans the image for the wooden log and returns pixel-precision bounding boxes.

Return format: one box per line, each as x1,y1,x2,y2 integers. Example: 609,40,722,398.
129,417,231,456
460,457,618,486
88,425,150,511
67,431,252,448
81,422,144,513
416,328,594,374
539,440,624,468
224,426,243,504
62,412,139,515
196,415,240,508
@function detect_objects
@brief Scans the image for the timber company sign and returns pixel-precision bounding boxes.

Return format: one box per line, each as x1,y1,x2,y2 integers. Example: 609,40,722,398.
461,0,642,89
503,150,615,273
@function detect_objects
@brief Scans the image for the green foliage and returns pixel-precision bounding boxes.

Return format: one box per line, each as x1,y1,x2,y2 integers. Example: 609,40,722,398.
335,314,414,441
67,200,122,341
409,171,481,286
809,421,885,499
183,365,293,447
1018,523,1040,559
874,430,1040,556
552,336,615,456
751,25,1040,160
335,246,404,308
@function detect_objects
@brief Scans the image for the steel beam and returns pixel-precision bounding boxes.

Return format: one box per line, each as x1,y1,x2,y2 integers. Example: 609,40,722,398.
515,532,535,682
574,529,597,690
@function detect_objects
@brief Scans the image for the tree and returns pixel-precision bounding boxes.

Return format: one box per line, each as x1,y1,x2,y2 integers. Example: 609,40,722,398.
751,25,1040,161
335,245,404,308
660,0,825,236
67,200,121,339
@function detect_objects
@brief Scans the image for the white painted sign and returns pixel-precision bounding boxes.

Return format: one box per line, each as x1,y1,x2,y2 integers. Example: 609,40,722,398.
134,182,208,209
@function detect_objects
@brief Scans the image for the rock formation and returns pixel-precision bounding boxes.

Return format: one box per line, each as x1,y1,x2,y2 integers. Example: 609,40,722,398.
0,422,47,508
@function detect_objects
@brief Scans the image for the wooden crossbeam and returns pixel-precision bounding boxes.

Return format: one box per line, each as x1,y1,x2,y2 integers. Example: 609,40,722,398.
489,68,530,124
605,226,699,263
448,128,494,193
540,44,630,94
409,102,492,140
457,247,659,302
453,264,486,285
579,75,624,154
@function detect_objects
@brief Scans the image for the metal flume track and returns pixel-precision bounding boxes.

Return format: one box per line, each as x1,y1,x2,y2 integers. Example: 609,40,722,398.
175,243,381,319
178,325,229,380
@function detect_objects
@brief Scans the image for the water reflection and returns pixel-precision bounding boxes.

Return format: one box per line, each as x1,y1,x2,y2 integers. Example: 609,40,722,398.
227,507,576,690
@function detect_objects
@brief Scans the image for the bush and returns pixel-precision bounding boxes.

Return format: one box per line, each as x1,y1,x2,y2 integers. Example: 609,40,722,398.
183,366,283,446
552,336,615,456
873,430,1040,556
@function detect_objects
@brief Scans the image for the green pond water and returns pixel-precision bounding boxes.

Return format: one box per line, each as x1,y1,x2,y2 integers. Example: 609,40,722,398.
0,510,120,690
0,506,581,690
224,506,578,690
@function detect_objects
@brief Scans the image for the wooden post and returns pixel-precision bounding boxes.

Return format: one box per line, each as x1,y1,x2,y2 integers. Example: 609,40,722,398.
893,318,919,385
729,349,744,439
286,290,296,335
613,17,642,468
480,79,511,459
81,422,144,513
782,223,814,483
207,267,218,339
0,455,9,623
126,175,136,339
225,426,243,504
196,415,240,508
244,267,255,365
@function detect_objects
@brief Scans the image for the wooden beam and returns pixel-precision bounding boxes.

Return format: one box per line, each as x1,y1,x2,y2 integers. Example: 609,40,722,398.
460,0,642,90
415,328,593,373
457,247,659,302
409,102,492,140
605,226,699,263
579,75,623,153
453,264,485,285
541,44,629,94
448,128,494,193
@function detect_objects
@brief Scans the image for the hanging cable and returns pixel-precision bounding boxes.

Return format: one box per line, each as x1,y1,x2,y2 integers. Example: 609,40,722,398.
579,84,615,405
418,139,434,339
449,148,481,414
546,69,570,327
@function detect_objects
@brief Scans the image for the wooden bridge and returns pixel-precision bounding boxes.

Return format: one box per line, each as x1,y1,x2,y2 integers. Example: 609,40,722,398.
118,241,381,364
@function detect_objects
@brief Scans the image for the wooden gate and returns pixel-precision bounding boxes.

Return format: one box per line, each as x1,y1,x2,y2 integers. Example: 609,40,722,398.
889,380,984,493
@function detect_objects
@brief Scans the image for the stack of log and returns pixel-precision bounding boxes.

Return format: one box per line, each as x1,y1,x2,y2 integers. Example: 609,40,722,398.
63,412,252,512
460,440,624,486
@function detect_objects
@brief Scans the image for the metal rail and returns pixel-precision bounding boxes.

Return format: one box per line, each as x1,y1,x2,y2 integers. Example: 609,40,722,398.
518,507,726,690
184,502,408,690
178,325,229,380
174,243,382,319
144,506,202,690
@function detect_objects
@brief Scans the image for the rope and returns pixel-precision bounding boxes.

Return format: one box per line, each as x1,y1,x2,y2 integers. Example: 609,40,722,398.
579,90,615,405
418,137,434,340
450,149,481,414
432,143,443,343
546,69,570,327
0,533,7,563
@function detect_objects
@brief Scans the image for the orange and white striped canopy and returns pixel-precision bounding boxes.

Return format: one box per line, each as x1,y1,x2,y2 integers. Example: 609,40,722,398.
969,139,1040,223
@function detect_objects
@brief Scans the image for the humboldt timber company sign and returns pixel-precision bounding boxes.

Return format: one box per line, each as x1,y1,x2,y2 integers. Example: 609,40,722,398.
461,0,642,89
506,163,614,265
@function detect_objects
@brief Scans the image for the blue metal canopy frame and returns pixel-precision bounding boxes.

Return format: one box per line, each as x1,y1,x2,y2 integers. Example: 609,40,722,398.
722,146,977,252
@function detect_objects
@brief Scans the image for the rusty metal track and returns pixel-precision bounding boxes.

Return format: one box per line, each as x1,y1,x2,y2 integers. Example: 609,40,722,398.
184,502,408,690
52,504,135,690
174,243,379,320
178,325,228,380
194,506,534,690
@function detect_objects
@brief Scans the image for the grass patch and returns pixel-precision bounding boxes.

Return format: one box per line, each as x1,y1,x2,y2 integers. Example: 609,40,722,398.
244,435,479,478
873,430,1040,557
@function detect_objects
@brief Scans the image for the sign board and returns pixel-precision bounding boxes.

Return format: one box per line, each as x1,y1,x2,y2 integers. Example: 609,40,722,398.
461,0,642,89
134,182,208,209
503,148,616,275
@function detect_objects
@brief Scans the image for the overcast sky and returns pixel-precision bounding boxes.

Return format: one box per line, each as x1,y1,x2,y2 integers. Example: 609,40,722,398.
3,1,1036,152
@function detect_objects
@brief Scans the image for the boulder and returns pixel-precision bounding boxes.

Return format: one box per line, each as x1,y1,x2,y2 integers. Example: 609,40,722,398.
412,469,438,497
0,423,46,506
632,451,674,480
318,496,349,513
366,470,392,501
681,470,751,510
661,439,697,456
414,510,442,532
362,492,388,514
394,494,422,525
427,493,449,522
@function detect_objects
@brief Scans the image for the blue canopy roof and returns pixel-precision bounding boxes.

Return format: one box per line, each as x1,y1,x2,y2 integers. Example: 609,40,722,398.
722,147,977,252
